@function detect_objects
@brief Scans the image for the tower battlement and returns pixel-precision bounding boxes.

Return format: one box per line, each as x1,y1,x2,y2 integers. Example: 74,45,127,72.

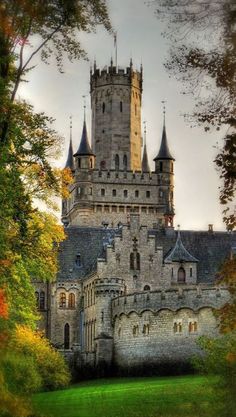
90,63,142,92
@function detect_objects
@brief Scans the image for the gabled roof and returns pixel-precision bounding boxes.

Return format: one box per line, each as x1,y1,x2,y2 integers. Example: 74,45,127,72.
154,123,175,161
74,120,94,157
165,230,198,263
65,137,75,170
142,143,150,172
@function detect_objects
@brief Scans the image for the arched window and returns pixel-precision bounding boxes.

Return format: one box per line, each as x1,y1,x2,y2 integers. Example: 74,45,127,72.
64,323,70,349
39,291,45,310
143,324,150,335
102,102,105,113
130,253,135,270
144,285,150,291
35,291,39,309
115,154,119,170
100,160,106,170
68,293,75,309
136,253,140,270
59,292,66,308
133,325,139,336
75,253,81,267
178,267,186,283
123,154,127,170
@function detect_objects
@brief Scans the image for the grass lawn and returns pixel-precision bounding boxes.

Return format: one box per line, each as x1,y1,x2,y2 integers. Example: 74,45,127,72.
32,375,215,417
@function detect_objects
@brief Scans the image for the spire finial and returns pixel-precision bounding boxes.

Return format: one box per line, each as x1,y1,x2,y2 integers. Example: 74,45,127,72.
143,121,147,146
161,100,166,126
82,95,87,121
70,115,72,141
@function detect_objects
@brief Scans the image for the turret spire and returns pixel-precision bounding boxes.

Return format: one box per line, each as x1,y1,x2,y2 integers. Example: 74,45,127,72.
65,115,75,170
142,121,150,172
154,103,175,161
74,110,94,157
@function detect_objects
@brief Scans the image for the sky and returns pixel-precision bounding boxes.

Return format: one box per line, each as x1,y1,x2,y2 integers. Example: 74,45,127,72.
18,0,227,231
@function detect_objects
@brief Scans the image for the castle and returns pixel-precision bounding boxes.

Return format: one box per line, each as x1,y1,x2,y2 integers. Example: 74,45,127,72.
35,61,236,372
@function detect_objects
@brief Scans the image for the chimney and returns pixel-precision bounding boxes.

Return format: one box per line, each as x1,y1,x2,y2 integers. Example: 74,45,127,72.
208,224,213,233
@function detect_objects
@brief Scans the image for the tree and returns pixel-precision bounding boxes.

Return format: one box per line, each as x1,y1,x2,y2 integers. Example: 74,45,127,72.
0,0,112,144
151,0,236,230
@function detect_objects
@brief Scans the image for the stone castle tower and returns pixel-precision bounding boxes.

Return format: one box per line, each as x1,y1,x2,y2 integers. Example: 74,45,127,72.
62,61,174,230
34,61,235,374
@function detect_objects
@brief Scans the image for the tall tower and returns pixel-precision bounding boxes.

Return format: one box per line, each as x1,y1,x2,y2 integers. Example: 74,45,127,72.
90,60,143,171
154,114,175,227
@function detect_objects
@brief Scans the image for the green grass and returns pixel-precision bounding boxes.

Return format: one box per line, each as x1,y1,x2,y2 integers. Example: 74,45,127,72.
33,375,215,417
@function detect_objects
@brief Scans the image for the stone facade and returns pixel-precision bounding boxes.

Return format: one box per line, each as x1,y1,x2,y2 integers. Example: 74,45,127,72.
35,61,236,373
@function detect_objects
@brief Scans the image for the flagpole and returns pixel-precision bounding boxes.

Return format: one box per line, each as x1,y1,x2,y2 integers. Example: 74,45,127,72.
114,32,117,68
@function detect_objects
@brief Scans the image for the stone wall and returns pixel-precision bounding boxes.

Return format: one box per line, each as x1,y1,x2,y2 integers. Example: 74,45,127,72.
111,286,229,368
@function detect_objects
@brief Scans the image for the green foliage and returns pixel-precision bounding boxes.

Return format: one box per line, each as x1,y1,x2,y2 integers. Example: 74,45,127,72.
193,332,236,417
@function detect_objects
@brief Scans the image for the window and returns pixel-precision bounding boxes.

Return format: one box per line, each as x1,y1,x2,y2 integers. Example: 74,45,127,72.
89,187,92,195
190,267,193,277
35,291,39,309
178,267,186,283
115,154,119,170
64,323,70,349
130,253,135,270
124,190,128,198
160,161,163,172
144,285,150,291
135,104,137,115
171,268,174,278
104,205,109,213
112,189,117,197
189,321,198,333
130,252,140,270
119,206,124,213
173,321,182,334
120,101,123,112
143,324,150,336
59,292,66,309
97,205,102,212
101,188,105,196
118,327,121,337
112,206,117,213
123,154,127,170
133,325,139,336
141,207,147,213
100,160,106,170
39,291,45,310
78,158,81,168
68,293,75,309
75,253,81,267
102,102,105,113
135,190,139,198
90,158,93,168
148,207,154,214
136,253,140,270
146,191,150,198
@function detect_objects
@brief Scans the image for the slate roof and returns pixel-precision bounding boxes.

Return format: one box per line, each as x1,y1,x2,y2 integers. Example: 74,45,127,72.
164,230,198,263
57,226,236,284
142,143,150,172
57,227,120,281
65,137,75,170
74,120,94,156
151,229,236,284
154,123,175,161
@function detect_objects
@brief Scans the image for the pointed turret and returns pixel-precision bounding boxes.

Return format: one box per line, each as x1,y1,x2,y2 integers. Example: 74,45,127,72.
65,117,75,171
154,122,174,161
74,119,94,157
141,122,150,172
165,230,198,263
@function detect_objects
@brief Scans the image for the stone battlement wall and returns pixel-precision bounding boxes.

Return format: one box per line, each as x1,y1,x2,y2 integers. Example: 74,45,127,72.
112,285,229,318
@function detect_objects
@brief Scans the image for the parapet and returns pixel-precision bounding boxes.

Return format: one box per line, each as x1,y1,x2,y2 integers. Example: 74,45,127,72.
90,63,143,92
111,285,230,319
95,277,125,296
